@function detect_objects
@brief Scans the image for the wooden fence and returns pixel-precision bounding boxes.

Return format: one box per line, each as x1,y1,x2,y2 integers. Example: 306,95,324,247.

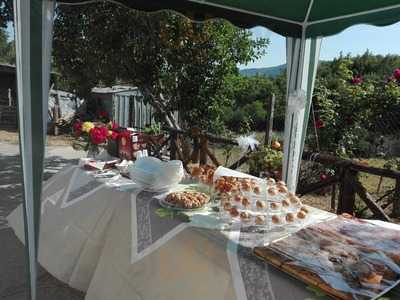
146,127,399,222
300,152,400,221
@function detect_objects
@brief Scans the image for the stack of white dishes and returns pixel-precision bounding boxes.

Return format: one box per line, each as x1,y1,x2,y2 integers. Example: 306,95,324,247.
128,157,184,192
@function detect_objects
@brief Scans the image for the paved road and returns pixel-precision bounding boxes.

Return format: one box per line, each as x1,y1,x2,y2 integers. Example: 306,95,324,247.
0,142,85,300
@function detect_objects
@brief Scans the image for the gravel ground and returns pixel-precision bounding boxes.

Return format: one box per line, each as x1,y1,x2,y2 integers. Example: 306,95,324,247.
0,142,85,300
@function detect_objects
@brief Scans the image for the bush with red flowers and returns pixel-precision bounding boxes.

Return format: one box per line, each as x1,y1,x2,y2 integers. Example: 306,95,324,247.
315,119,325,129
394,68,400,81
350,75,363,85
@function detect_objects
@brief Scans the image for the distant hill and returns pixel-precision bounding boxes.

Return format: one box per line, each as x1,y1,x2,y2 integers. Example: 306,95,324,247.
240,64,286,77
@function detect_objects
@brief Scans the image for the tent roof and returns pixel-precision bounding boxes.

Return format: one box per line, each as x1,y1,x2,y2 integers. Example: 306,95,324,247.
59,0,400,38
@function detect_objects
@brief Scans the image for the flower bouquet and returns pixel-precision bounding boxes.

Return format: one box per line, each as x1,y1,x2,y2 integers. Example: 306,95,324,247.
72,120,119,157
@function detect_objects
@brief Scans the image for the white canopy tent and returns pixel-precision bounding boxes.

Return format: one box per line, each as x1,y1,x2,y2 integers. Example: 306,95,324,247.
11,0,400,299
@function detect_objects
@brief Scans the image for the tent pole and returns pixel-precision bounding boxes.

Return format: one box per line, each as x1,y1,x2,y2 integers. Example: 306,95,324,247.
282,36,322,192
13,0,55,299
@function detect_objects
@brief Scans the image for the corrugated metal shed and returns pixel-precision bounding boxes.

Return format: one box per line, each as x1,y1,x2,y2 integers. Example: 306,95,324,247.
92,85,153,129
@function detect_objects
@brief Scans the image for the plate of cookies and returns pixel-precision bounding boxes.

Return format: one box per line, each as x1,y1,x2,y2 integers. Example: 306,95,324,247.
159,191,211,212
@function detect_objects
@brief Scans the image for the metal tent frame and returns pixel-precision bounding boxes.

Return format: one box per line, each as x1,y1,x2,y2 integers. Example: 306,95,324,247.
11,0,400,299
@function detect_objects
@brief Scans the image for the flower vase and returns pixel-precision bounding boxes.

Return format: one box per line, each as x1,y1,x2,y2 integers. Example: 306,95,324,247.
87,144,100,158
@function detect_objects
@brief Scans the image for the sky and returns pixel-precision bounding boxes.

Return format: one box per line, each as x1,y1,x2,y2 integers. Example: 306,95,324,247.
6,21,400,69
240,22,400,69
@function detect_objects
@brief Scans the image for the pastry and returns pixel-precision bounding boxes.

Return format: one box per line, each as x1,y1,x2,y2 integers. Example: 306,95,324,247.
266,178,276,185
282,199,290,207
277,180,286,186
240,211,251,221
256,200,266,210
241,181,251,191
297,210,307,219
268,187,278,196
300,206,309,213
289,195,301,205
278,185,288,193
271,215,283,225
241,196,251,207
361,272,383,285
270,202,281,210
255,215,266,225
234,194,243,203
286,213,295,223
229,207,240,217
191,166,202,178
223,202,232,211
253,185,261,194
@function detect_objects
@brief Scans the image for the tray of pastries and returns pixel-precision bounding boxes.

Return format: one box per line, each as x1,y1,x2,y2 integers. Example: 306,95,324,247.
213,173,309,229
254,214,400,300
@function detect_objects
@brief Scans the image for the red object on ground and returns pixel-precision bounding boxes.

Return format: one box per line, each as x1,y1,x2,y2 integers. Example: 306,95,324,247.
118,130,133,160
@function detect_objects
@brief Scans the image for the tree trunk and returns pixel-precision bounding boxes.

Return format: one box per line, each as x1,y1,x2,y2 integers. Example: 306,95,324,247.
337,169,357,215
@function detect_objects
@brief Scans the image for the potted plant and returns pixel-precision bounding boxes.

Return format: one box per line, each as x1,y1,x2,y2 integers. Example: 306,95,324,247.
248,145,283,179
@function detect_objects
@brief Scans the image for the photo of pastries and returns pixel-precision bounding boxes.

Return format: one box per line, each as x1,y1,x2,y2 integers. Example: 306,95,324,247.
254,216,400,300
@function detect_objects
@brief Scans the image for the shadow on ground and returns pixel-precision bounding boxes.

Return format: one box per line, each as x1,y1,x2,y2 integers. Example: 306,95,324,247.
0,153,84,299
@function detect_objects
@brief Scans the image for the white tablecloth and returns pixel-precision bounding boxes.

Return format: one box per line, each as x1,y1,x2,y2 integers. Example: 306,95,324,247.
9,164,398,300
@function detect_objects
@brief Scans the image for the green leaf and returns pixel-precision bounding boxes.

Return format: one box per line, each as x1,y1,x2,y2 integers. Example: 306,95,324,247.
306,286,327,297
155,208,174,218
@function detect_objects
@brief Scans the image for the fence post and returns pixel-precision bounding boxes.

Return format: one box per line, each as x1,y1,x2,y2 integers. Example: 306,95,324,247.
393,179,400,217
8,88,12,107
337,168,357,215
265,93,275,146
190,127,200,163
170,131,177,160
330,183,336,211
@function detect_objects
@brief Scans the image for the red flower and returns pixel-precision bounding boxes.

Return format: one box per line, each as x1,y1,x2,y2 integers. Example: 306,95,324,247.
393,68,400,81
89,126,108,145
351,75,363,85
315,119,325,129
73,120,82,136
320,174,328,181
98,111,108,118
108,131,119,140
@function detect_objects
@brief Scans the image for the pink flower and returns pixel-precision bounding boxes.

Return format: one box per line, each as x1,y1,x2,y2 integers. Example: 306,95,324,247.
315,119,325,129
89,126,108,145
393,68,400,81
351,75,363,85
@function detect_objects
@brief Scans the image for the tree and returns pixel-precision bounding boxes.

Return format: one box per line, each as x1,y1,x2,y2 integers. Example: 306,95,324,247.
0,28,14,64
0,0,12,29
53,2,268,131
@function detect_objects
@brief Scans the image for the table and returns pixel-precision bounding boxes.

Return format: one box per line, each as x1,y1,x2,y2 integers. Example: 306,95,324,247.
6,164,400,300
